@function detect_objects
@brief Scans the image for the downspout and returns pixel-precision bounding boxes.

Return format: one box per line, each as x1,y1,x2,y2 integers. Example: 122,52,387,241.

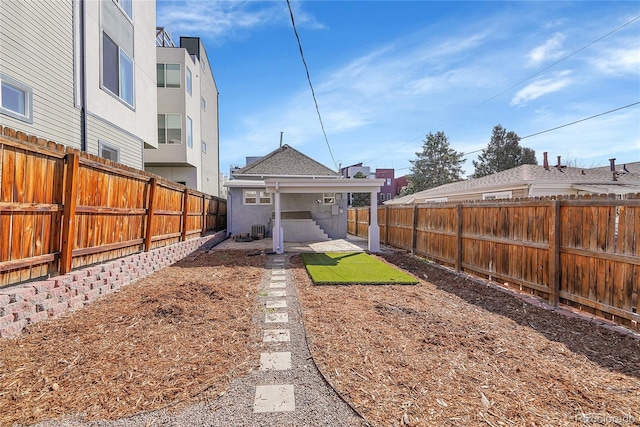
79,0,88,152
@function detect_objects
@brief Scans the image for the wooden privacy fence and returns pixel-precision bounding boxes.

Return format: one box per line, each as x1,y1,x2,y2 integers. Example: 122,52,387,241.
0,126,226,288
348,195,640,331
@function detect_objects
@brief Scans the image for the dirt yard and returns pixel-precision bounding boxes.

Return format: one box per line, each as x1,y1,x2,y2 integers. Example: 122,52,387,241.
0,250,264,427
0,248,638,427
292,252,640,427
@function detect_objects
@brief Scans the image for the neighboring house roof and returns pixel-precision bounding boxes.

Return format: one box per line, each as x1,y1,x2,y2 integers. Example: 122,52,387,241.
232,144,338,178
387,163,640,205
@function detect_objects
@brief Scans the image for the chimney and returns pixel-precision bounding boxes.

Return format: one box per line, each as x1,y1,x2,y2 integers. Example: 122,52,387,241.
543,152,549,171
612,171,618,181
556,156,562,170
609,158,616,171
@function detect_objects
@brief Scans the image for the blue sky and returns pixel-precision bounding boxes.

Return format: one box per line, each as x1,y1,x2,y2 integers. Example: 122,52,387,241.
157,1,640,177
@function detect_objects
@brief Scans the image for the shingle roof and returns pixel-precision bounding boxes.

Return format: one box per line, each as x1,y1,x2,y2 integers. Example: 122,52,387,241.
388,163,640,204
232,144,338,177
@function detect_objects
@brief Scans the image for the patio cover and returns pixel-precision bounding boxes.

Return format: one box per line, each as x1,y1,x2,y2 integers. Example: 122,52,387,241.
263,178,385,254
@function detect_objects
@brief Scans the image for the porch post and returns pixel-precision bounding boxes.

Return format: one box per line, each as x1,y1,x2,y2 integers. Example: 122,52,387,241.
368,191,380,252
273,187,284,254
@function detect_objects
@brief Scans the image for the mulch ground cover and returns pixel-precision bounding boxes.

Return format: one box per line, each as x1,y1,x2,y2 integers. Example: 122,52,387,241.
292,251,640,427
0,250,264,427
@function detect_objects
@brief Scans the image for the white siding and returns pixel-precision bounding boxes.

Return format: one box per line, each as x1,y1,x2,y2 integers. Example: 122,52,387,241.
199,46,220,196
0,0,81,145
86,114,143,167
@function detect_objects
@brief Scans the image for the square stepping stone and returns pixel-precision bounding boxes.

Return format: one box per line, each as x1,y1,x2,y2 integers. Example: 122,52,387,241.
259,352,292,371
253,384,295,413
263,329,290,342
272,269,286,275
265,312,288,323
269,281,286,288
266,300,287,309
268,290,286,297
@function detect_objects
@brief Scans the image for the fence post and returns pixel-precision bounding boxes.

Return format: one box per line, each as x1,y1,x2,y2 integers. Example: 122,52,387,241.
201,195,207,235
455,204,463,273
354,208,359,237
181,188,189,241
384,205,390,245
411,205,418,255
60,153,79,274
144,178,157,251
548,200,560,306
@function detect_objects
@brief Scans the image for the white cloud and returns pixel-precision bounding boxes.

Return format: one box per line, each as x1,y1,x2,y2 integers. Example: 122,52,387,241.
156,1,325,45
511,70,573,106
527,32,566,66
590,43,640,75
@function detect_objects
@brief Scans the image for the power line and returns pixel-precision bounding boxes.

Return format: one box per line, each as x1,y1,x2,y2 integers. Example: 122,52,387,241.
479,15,640,107
521,101,640,139
286,0,338,170
364,14,640,167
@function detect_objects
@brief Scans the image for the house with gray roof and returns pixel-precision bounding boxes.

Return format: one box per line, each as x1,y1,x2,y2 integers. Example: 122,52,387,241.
225,144,385,253
386,157,640,205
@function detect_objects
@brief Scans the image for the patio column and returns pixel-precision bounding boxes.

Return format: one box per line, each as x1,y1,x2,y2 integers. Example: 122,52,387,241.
368,191,380,252
273,187,284,254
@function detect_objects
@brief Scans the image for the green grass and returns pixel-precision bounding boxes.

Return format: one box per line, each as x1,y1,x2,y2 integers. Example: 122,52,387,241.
300,252,419,285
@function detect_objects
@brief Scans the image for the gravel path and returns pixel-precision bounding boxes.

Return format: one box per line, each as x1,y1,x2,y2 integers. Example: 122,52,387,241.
31,254,365,427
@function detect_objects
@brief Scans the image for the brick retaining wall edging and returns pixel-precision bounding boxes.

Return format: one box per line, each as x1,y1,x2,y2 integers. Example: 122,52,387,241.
0,231,227,338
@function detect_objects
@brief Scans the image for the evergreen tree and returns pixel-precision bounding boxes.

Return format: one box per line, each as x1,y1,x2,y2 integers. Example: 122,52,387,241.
404,131,465,195
472,125,537,178
351,171,371,207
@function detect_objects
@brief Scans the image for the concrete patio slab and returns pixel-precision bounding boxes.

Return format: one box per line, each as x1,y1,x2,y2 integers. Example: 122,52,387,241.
259,352,292,371
265,312,288,323
263,329,290,342
253,384,295,413
266,300,287,309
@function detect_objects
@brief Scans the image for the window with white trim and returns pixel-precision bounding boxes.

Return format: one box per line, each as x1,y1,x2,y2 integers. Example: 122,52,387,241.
158,114,182,144
186,116,193,148
202,141,207,153
114,0,132,19
380,193,386,202
186,68,192,95
0,74,32,123
323,193,336,204
102,32,134,106
157,63,181,88
244,190,272,205
482,191,512,200
99,140,120,162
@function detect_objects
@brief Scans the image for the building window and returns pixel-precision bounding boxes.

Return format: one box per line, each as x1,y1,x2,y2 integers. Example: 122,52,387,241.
202,141,207,153
186,68,192,95
158,114,182,143
380,193,385,202
201,96,206,110
386,178,392,186
114,0,132,19
186,116,193,148
323,193,336,204
244,190,272,205
157,63,181,88
0,74,32,123
102,32,134,106
387,193,392,200
99,141,120,162
482,191,512,200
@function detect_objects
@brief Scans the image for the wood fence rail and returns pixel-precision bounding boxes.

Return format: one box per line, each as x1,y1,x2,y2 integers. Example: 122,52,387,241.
348,195,640,331
0,126,226,288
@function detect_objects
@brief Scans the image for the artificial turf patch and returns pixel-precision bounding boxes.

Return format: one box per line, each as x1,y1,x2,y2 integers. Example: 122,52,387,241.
300,252,419,285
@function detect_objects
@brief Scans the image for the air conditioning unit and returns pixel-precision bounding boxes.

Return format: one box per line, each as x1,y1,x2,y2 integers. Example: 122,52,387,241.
251,224,265,239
